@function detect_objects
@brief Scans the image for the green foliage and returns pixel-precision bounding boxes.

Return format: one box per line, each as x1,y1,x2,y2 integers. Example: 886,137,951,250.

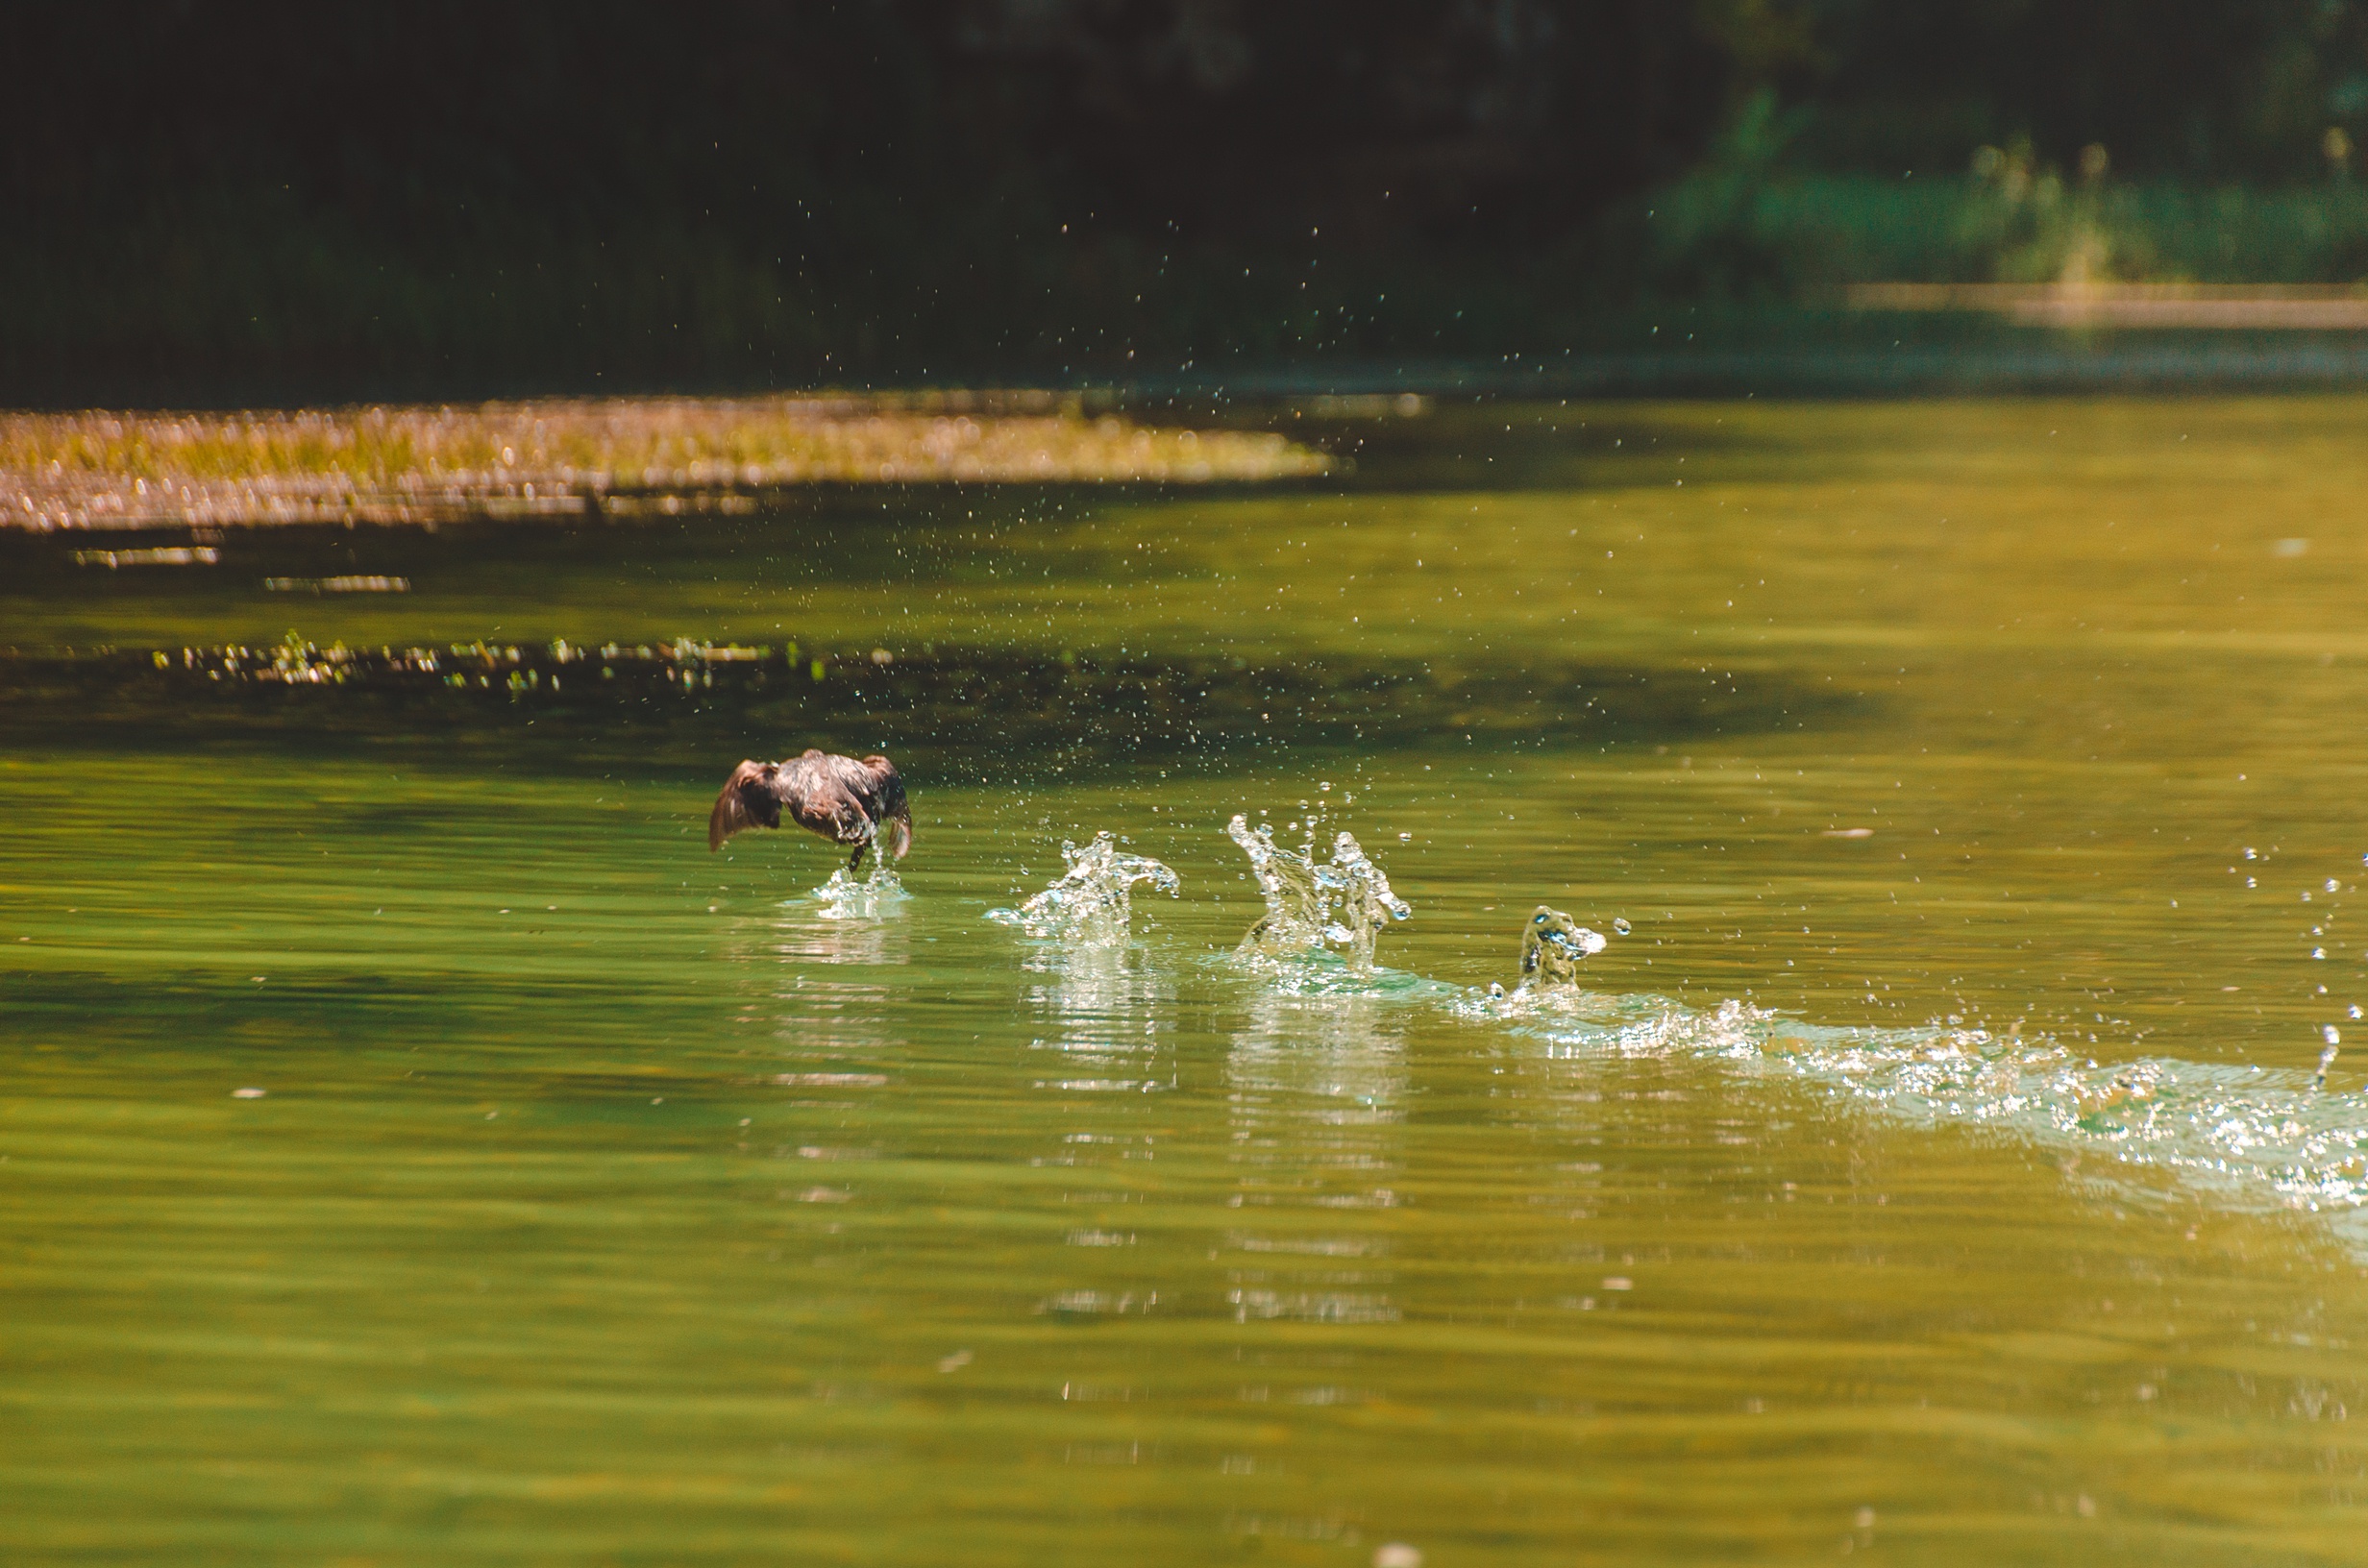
1630,145,2368,302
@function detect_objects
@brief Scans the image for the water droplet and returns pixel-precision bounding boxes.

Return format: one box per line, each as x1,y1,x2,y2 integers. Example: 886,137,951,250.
2246,847,2258,859
2330,879,2343,893
1613,918,1633,936
231,1087,266,1099
2327,1025,2343,1046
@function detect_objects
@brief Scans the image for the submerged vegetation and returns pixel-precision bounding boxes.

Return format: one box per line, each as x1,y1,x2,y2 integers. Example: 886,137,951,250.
1,395,1326,530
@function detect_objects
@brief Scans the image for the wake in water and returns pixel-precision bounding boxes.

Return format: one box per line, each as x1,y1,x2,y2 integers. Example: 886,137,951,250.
987,831,1180,943
1204,799,2368,1245
1457,984,2368,1237
967,790,2368,1246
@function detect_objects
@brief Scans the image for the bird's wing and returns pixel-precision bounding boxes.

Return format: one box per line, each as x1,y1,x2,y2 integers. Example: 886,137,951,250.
708,760,777,850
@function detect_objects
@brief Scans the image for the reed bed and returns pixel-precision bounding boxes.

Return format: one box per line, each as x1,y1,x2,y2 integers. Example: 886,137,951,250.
2,393,1327,530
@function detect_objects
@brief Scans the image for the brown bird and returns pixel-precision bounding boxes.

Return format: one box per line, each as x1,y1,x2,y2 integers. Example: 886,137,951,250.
707,749,912,871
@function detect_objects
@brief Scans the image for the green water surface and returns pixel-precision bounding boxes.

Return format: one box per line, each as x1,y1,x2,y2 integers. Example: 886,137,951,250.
5,399,2367,1564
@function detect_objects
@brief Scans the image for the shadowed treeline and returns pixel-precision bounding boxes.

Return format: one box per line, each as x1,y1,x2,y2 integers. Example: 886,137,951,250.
13,1,2368,400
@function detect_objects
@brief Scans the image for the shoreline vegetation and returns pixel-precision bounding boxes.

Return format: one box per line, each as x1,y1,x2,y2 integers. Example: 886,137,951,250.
1,394,1328,531
23,164,2368,406
24,12,2368,402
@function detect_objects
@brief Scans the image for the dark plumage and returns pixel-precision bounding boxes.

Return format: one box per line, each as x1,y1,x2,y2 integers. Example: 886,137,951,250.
707,749,912,870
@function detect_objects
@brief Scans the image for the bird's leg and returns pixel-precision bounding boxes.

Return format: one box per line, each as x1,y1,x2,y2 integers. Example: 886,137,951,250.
847,841,868,876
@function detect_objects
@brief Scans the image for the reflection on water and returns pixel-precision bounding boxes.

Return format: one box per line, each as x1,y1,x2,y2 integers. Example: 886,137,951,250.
1228,986,1409,1209
1225,987,1407,1324
729,895,913,1069
752,895,912,970
1023,941,1176,1079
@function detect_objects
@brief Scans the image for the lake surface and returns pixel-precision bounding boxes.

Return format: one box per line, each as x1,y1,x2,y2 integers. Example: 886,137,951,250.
5,398,2367,1564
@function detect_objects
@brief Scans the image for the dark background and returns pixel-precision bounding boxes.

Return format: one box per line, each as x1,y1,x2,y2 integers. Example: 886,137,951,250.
12,0,2368,400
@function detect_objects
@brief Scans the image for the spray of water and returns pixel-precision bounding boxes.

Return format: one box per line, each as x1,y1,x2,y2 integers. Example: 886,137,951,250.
1459,846,2368,1229
987,831,1180,942
1226,812,1410,969
1516,904,1611,992
809,842,907,920
1450,980,2368,1238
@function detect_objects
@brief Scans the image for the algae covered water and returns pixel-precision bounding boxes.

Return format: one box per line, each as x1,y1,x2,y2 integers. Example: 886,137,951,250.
6,398,2368,1564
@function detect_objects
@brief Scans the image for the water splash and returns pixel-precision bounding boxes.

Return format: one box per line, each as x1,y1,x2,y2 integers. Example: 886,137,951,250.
987,832,1179,942
1515,904,1611,992
809,849,907,920
1227,813,1410,969
1320,832,1412,969
1226,814,1327,950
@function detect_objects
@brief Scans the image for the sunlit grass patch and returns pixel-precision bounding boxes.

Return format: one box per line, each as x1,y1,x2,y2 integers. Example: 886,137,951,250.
2,392,1328,530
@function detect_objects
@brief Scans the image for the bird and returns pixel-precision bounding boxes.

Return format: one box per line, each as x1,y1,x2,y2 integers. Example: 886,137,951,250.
707,749,912,871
